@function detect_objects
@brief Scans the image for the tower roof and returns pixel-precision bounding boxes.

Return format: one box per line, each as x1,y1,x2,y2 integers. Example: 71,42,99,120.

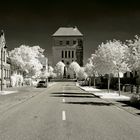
52,27,83,36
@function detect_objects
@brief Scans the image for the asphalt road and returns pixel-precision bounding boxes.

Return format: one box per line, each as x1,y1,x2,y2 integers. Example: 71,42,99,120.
0,82,140,140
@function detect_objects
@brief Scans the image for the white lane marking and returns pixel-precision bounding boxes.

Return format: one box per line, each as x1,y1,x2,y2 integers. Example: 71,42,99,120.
62,86,65,95
62,98,65,103
62,110,66,121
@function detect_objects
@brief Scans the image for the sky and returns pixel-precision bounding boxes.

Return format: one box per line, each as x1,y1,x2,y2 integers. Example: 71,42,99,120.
0,0,140,65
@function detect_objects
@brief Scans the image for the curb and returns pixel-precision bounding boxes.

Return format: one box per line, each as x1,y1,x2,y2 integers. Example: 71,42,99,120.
77,85,140,117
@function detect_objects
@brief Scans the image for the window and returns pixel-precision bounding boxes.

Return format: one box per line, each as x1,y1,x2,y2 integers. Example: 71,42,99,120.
60,41,63,45
65,51,67,58
4,69,6,78
62,51,64,58
68,51,70,58
62,60,64,63
66,41,69,45
73,40,76,44
3,51,5,62
72,51,74,58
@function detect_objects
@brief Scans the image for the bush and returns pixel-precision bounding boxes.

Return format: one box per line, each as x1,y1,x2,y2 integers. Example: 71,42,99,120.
11,74,23,87
78,80,89,86
130,94,140,104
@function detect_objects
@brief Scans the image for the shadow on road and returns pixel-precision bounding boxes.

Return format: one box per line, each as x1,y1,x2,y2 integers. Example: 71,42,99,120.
51,95,96,98
65,101,113,106
51,92,94,96
50,92,97,98
117,101,140,110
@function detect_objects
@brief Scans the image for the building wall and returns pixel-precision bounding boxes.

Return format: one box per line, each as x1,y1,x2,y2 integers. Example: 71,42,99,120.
52,36,83,67
76,39,83,66
52,46,76,66
39,57,48,72
0,48,11,88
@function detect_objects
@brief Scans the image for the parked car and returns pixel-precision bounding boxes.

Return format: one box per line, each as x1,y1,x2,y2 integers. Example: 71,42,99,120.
36,81,47,88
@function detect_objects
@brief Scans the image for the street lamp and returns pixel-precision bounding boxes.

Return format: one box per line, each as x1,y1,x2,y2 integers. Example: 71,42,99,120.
0,30,6,91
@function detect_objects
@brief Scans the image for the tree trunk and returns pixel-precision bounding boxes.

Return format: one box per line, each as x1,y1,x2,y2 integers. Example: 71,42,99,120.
88,77,91,86
93,77,96,88
118,72,121,96
108,74,110,93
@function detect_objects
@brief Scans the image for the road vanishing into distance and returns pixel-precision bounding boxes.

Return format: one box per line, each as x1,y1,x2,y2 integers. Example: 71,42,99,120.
0,82,140,140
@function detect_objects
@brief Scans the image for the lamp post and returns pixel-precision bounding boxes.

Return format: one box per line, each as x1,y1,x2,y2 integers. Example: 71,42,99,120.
0,30,6,91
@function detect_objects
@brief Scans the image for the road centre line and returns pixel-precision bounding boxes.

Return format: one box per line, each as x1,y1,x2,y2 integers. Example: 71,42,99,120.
62,110,66,121
62,98,65,103
62,86,65,95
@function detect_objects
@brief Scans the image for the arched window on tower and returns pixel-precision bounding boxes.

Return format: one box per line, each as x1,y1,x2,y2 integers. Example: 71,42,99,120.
72,51,74,58
68,51,70,58
62,50,64,58
65,51,67,58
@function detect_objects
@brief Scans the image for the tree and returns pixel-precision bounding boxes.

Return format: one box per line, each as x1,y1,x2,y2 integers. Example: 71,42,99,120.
55,61,65,78
9,45,44,78
85,59,98,86
94,40,129,95
48,66,56,78
40,69,50,79
69,61,81,78
126,35,140,72
77,67,88,81
10,73,23,87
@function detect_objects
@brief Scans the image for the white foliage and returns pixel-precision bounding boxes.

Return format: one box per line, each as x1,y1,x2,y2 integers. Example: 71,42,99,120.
69,61,80,76
84,61,97,77
10,74,23,87
93,40,129,75
77,67,88,80
48,66,56,78
126,35,140,71
40,69,50,78
55,61,65,77
9,45,44,77
48,66,54,73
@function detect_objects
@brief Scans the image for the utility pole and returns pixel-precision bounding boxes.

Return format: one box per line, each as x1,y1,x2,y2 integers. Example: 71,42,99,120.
1,47,3,91
0,30,6,91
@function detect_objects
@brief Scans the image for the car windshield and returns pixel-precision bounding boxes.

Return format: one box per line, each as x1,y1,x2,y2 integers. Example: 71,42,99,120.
39,81,45,83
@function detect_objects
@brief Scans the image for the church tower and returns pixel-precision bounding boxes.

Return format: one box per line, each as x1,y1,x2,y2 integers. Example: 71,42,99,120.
52,26,83,67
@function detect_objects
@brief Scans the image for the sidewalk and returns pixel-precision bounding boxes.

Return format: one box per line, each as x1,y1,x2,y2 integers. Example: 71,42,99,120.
78,86,130,101
78,85,140,117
